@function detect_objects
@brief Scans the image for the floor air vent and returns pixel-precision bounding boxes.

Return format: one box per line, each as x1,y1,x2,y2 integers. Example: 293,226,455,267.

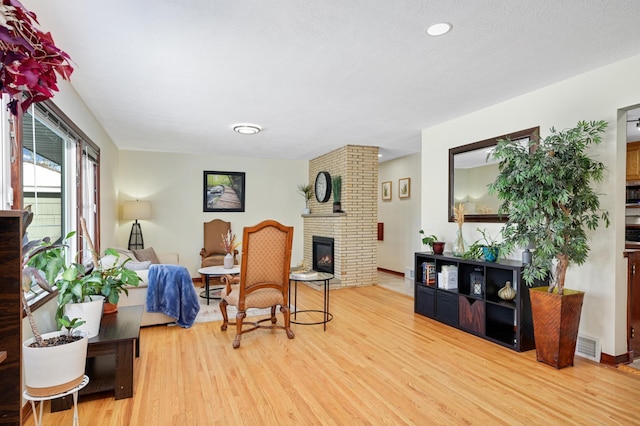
576,334,601,362
405,268,414,279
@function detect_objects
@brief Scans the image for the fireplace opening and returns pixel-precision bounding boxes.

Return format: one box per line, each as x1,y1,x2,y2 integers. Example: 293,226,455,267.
312,236,334,274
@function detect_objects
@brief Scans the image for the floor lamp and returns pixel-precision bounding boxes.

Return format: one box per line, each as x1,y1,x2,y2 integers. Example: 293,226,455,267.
123,200,151,250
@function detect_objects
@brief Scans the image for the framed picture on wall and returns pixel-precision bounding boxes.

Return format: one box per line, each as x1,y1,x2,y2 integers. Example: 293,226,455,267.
399,177,410,199
381,181,392,201
203,171,246,212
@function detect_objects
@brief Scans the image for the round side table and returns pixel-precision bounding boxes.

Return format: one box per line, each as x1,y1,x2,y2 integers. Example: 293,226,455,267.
23,375,89,426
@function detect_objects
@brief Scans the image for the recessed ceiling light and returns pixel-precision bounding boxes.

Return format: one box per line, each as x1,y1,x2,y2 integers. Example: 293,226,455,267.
233,124,262,135
426,22,452,37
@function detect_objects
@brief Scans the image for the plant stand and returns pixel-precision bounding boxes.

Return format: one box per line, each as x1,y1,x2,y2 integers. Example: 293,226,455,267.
529,286,585,369
24,375,89,426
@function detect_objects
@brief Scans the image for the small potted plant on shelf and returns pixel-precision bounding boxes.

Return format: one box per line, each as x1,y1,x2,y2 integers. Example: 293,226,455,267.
462,228,503,262
488,120,610,368
418,230,445,255
297,183,313,214
332,175,343,213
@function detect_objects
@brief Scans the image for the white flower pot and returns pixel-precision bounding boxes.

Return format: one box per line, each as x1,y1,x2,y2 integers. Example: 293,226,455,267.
63,295,104,338
23,331,88,397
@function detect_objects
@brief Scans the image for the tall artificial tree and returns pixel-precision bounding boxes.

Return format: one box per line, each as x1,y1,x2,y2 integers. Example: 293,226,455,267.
488,120,610,295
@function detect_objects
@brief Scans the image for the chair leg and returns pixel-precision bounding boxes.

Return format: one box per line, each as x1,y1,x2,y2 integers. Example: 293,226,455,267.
270,305,277,324
280,305,295,339
233,311,246,349
220,299,229,331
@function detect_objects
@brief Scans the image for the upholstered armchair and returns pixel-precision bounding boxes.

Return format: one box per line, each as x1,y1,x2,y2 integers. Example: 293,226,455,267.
200,218,238,265
219,220,294,348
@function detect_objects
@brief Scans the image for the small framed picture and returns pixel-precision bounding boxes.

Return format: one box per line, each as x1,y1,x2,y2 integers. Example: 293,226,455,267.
399,177,410,199
381,181,392,201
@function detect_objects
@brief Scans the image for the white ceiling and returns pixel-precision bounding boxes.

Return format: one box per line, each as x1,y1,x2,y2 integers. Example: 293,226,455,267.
24,1,640,162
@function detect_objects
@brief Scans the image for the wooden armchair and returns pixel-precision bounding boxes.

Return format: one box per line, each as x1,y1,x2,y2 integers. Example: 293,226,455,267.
200,219,238,271
219,220,294,348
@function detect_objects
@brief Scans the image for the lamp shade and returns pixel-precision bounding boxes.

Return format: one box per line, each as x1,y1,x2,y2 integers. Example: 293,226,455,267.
122,200,151,220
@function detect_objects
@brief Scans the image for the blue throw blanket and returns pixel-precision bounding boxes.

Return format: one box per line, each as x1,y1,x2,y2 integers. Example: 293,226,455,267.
146,264,200,328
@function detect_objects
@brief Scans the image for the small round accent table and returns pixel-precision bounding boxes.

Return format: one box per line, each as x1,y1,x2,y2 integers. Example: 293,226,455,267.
289,271,334,331
23,375,89,426
198,265,240,305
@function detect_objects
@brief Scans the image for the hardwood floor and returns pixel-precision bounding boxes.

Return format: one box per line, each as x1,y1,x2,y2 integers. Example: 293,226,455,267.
26,283,639,425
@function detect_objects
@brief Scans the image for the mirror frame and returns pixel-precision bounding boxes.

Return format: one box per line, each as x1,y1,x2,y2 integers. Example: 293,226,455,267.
448,126,539,223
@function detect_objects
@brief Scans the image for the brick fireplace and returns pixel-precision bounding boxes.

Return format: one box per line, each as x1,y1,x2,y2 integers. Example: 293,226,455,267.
303,145,378,288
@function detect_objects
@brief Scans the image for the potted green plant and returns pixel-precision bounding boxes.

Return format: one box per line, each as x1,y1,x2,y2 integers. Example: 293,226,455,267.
21,209,89,397
462,228,503,262
297,183,313,214
56,219,141,331
488,120,610,368
332,175,343,213
418,230,445,255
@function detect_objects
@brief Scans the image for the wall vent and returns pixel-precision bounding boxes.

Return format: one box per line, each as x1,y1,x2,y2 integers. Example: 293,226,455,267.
575,334,601,362
405,268,414,279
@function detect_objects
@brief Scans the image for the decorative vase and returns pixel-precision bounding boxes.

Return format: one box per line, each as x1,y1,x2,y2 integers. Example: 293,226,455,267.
63,295,104,338
498,281,516,301
23,331,89,397
452,228,466,257
223,252,234,269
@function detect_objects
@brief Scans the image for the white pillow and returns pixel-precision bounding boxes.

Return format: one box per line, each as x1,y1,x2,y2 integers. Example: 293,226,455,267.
124,260,151,271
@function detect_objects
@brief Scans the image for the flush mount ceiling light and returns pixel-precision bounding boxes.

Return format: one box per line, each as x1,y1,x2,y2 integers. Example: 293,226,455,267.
233,124,262,135
425,22,452,37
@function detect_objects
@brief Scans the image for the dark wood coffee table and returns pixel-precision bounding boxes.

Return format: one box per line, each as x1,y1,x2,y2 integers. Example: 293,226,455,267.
52,305,143,411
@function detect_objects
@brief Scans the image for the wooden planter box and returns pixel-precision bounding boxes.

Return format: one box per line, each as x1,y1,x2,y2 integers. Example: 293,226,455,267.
530,286,584,369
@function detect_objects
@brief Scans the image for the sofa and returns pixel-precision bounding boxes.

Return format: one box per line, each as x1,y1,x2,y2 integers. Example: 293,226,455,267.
101,248,185,326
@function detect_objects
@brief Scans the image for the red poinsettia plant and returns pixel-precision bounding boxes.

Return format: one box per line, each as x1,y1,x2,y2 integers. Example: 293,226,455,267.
0,0,73,115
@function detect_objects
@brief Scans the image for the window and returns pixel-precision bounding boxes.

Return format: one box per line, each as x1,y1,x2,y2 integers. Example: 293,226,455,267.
8,100,101,306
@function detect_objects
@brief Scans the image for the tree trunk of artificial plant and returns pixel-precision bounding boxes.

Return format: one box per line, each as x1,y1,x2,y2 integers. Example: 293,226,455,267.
551,254,569,295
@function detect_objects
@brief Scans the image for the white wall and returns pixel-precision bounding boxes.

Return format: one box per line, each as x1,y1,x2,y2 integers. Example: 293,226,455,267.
378,153,421,275
46,80,122,250
421,54,640,358
118,150,308,276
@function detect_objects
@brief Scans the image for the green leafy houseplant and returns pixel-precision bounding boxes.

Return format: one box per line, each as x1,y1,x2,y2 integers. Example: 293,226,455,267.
463,228,503,262
55,217,141,322
488,120,610,295
418,230,445,254
21,209,78,346
297,183,313,210
54,250,141,321
418,230,438,247
332,175,343,212
332,175,342,203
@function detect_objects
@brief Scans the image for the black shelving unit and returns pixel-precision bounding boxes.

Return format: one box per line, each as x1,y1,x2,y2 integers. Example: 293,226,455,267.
414,252,544,352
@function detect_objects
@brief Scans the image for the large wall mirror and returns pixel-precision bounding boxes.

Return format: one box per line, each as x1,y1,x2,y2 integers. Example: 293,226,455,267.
448,126,539,223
